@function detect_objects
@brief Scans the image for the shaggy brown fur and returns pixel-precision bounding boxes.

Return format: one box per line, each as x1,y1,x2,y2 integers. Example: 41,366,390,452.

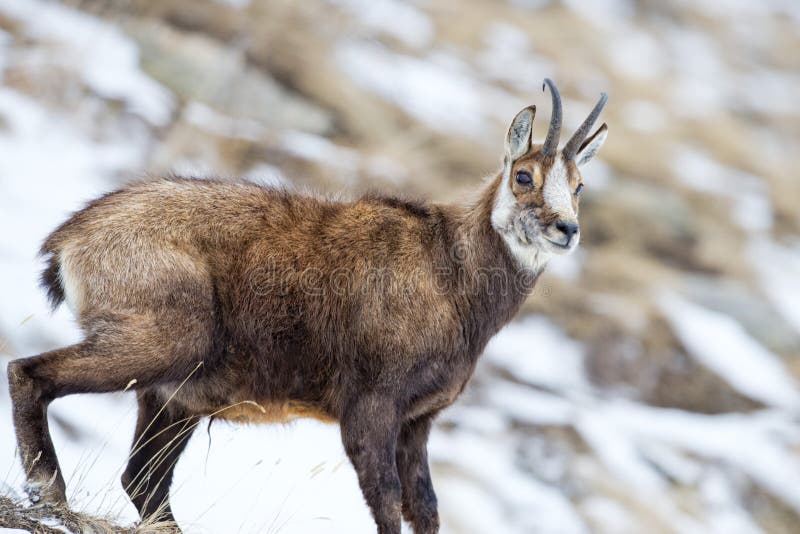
8,88,607,533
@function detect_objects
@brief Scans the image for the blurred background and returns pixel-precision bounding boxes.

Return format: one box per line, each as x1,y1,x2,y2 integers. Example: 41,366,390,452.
0,0,799,532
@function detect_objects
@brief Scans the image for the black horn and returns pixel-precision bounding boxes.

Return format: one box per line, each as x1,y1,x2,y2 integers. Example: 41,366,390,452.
541,78,562,157
563,92,608,160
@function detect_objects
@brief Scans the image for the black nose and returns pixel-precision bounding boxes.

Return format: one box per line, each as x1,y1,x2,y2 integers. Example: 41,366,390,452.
555,220,579,241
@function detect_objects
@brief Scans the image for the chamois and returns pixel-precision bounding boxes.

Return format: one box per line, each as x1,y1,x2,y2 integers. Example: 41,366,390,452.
8,79,607,534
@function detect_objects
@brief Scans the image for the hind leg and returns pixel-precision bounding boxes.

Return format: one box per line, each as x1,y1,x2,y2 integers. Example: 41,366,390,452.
396,415,438,533
7,311,212,506
122,390,197,523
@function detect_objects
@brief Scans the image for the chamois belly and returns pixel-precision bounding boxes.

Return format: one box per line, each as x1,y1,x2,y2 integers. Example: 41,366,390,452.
166,369,339,426
214,399,337,425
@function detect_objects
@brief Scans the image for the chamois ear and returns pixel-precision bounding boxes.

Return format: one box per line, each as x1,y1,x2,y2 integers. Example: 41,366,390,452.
575,123,608,167
505,105,536,162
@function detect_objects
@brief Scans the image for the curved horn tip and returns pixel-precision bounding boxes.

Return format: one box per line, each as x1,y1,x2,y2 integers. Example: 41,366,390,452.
541,78,562,156
562,91,609,159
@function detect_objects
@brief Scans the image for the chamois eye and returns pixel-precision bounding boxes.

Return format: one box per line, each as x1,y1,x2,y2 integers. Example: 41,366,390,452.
515,170,532,186
575,183,584,195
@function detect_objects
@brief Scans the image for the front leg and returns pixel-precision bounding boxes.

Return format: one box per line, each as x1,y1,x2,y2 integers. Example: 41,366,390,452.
340,394,402,534
396,415,439,534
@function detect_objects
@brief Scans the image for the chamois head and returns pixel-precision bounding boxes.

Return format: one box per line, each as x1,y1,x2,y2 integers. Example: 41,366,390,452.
491,78,608,270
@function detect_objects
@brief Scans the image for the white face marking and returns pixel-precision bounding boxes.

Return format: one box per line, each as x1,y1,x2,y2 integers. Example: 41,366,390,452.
490,155,581,271
490,166,515,232
490,166,552,272
542,157,575,220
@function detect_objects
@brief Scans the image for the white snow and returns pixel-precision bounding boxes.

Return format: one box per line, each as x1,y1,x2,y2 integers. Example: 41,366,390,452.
468,317,800,531
621,99,667,133
0,0,174,126
334,40,522,138
664,27,726,118
732,69,800,116
484,381,574,426
171,420,375,533
699,471,766,534
278,130,371,186
658,292,800,409
327,0,434,49
747,240,800,335
184,101,265,141
547,248,586,281
280,131,361,176
608,29,666,80
580,497,637,534
430,431,589,534
671,146,773,233
484,316,589,392
561,0,635,29
277,130,407,186
581,401,800,514
0,385,379,533
576,410,666,493
477,22,555,93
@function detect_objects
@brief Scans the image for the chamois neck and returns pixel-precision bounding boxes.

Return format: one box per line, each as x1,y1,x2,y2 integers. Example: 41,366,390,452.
434,172,537,354
446,172,502,241
456,171,510,266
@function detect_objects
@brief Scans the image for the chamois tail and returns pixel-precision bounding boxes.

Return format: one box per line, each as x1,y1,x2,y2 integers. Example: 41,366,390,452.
39,241,65,310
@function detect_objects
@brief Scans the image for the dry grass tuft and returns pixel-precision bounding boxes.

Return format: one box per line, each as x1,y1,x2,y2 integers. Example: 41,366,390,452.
0,493,180,533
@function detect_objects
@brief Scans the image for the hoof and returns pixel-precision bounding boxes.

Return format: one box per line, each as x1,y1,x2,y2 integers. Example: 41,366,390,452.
24,478,66,507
